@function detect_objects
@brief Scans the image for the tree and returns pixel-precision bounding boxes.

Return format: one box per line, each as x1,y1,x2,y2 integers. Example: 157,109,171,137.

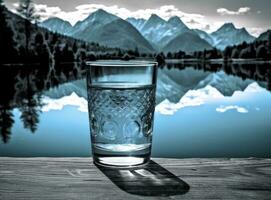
231,48,240,58
117,49,123,58
35,32,43,45
44,32,49,41
239,48,251,58
223,46,232,60
87,52,96,61
256,45,268,59
167,52,172,59
54,45,61,65
0,1,17,63
268,32,271,55
35,33,50,64
237,45,256,59
155,52,165,64
176,51,185,59
211,48,219,59
18,71,42,133
17,0,40,23
134,47,139,57
62,44,74,63
248,44,256,58
197,51,202,59
203,49,207,60
0,108,14,143
17,0,40,55
19,94,42,133
72,42,78,54
240,41,248,49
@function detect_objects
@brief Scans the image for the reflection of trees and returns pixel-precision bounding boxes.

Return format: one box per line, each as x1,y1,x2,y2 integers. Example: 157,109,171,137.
19,94,42,133
0,108,14,143
164,62,271,92
0,62,86,143
17,67,43,133
267,69,271,91
0,67,16,144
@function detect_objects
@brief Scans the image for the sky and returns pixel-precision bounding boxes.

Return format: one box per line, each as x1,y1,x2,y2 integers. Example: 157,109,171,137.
4,0,271,36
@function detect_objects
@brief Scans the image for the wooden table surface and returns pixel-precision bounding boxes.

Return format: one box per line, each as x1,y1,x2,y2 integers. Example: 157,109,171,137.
0,158,271,199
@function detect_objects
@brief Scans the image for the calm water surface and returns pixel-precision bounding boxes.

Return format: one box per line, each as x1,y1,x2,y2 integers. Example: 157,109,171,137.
0,62,271,157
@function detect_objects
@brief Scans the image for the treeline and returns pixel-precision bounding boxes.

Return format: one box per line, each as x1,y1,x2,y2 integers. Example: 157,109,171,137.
0,0,130,65
223,38,271,60
163,33,271,61
197,36,270,60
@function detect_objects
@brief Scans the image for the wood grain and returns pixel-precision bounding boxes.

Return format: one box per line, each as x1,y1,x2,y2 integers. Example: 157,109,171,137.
0,158,271,199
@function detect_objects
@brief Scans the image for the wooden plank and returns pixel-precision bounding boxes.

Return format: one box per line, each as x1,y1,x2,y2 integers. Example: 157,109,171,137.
0,158,271,199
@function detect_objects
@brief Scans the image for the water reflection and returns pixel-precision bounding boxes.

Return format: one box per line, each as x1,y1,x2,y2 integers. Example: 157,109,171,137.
0,63,85,143
164,62,271,89
0,61,271,144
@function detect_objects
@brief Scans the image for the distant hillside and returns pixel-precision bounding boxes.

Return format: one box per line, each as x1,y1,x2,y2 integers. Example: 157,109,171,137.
193,29,214,46
256,30,271,41
71,10,154,53
41,17,72,35
130,14,191,49
82,18,154,53
126,17,146,31
163,31,213,53
211,23,255,50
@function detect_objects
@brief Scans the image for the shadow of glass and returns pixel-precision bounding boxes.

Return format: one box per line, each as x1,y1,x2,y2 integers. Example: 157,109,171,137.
96,160,190,196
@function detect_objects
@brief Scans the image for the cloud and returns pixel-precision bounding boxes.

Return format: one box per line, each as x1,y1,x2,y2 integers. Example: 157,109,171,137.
216,105,248,113
247,27,264,37
156,85,223,115
10,3,211,30
42,92,88,112
10,3,260,35
156,82,266,115
217,7,251,16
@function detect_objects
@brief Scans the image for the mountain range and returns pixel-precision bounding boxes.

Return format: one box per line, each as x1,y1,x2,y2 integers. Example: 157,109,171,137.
211,23,255,50
42,9,154,53
41,9,269,53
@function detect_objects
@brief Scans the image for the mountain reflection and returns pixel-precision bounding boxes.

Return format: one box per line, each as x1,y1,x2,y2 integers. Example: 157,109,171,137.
0,63,86,143
1,61,271,143
164,62,271,90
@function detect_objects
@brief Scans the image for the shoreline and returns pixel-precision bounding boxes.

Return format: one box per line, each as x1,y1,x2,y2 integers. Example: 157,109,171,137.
165,58,271,64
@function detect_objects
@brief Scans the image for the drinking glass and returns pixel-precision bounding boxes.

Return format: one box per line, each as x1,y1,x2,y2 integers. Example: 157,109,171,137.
86,60,158,167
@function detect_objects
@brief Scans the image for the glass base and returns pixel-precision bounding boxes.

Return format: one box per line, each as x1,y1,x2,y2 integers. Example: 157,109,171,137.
92,143,152,168
93,154,150,168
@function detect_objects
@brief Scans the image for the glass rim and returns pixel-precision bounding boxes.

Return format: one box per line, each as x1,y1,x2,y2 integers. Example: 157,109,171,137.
86,60,158,67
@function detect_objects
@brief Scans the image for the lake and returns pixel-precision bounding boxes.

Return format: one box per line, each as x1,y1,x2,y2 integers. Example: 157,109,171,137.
1,61,271,158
